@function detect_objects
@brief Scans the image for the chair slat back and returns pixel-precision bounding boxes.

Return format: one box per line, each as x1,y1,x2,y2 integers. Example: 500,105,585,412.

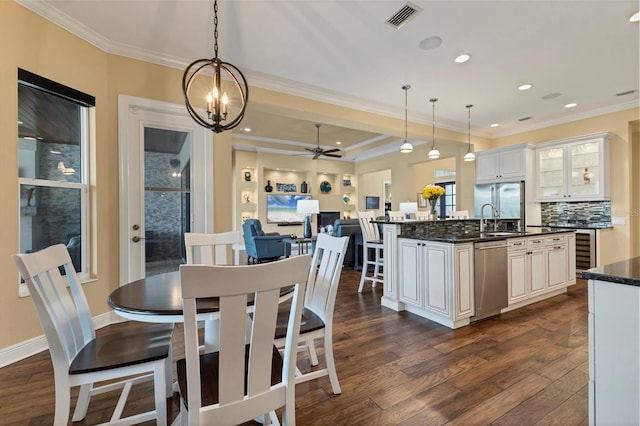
388,211,404,221
179,255,310,423
184,231,240,265
357,211,381,243
306,234,349,322
12,244,95,367
448,210,470,219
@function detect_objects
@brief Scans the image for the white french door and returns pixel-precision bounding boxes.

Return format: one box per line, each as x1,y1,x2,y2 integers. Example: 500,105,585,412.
118,95,213,285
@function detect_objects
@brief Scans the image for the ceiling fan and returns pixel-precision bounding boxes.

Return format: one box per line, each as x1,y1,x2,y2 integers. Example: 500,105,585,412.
303,123,342,160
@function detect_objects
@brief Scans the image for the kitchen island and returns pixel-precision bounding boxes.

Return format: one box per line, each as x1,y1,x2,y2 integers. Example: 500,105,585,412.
379,219,576,329
582,257,640,425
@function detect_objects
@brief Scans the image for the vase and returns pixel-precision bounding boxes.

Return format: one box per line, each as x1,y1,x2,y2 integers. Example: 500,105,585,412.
244,171,251,181
300,181,308,193
264,180,273,192
428,212,438,221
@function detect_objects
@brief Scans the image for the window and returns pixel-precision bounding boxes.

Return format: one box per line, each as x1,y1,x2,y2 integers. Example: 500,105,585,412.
17,69,94,294
436,181,456,218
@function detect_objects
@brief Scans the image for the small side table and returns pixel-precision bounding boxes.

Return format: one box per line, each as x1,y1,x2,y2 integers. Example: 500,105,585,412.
282,236,316,257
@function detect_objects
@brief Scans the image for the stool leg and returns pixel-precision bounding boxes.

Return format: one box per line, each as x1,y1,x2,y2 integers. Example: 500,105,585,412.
358,243,368,292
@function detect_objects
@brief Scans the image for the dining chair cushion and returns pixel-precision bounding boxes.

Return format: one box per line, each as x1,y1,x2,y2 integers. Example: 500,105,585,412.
274,306,325,339
176,344,283,409
69,323,173,374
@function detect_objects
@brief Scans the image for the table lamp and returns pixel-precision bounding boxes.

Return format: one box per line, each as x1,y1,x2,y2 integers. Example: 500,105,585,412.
297,199,320,238
399,202,418,219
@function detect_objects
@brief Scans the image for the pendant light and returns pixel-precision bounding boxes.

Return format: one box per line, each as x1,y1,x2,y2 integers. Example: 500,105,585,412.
428,98,440,159
463,104,476,162
399,84,413,153
182,0,249,133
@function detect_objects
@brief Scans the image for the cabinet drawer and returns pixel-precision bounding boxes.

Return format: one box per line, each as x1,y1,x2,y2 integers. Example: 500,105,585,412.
545,235,565,246
508,238,527,251
526,237,546,248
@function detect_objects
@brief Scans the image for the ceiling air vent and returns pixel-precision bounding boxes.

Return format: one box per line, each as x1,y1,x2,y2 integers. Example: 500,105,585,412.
518,116,532,122
616,89,636,96
385,2,422,29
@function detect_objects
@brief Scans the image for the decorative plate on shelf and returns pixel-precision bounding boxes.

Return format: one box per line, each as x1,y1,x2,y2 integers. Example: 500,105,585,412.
320,181,332,193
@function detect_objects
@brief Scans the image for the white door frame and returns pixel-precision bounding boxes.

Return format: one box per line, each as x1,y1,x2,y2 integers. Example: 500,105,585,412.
117,95,213,286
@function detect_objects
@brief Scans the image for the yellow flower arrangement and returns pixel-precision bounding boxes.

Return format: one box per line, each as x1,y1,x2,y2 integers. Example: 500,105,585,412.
421,184,446,214
421,184,445,201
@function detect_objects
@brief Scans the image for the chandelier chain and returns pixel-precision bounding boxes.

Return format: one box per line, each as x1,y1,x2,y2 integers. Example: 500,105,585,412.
213,0,219,59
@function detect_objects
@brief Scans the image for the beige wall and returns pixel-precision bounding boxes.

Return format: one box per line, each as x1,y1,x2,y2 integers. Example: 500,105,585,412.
1,2,638,353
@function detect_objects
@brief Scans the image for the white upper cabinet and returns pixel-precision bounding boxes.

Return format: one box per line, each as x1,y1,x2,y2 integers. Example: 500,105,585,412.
535,132,611,201
476,143,534,183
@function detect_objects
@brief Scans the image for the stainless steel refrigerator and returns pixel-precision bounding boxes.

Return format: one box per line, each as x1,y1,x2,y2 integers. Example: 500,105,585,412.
474,182,525,224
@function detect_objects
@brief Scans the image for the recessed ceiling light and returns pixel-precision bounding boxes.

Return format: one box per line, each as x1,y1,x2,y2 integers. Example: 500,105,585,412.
336,141,341,145
490,123,500,128
541,92,561,100
418,36,443,50
630,12,639,22
564,103,577,108
242,127,251,132
518,84,533,91
454,54,471,63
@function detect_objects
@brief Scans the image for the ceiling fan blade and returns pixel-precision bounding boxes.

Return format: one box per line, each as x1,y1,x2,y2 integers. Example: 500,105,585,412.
304,147,315,153
312,152,321,159
322,148,341,154
323,153,342,158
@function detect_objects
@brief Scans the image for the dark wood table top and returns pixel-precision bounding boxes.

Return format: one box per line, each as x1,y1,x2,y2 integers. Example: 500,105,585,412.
108,270,295,320
108,271,220,317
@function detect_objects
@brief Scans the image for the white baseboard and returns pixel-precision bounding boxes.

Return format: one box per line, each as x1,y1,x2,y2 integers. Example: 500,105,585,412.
0,311,123,368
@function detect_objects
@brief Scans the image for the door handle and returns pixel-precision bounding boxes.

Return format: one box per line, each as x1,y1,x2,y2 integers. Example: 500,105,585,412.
132,236,145,243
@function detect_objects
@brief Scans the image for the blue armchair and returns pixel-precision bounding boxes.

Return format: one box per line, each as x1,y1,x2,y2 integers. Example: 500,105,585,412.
242,219,290,263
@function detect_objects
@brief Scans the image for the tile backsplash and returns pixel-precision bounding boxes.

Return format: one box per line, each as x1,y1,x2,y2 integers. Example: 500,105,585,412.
541,201,611,227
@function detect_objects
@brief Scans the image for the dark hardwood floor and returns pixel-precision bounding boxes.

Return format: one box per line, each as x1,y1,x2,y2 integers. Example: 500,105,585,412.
0,269,589,425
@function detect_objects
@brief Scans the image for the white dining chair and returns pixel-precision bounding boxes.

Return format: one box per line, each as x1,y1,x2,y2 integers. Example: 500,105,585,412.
12,244,172,426
184,230,240,265
357,211,384,292
274,233,349,395
448,210,470,219
176,255,309,426
415,210,430,220
388,210,405,221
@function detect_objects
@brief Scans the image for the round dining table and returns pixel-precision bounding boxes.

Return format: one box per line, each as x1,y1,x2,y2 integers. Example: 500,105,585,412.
108,270,294,351
108,271,220,323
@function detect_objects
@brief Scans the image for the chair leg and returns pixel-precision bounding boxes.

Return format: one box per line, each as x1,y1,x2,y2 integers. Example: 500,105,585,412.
54,379,72,425
324,330,341,395
71,383,92,421
154,360,168,426
306,337,319,366
358,244,368,292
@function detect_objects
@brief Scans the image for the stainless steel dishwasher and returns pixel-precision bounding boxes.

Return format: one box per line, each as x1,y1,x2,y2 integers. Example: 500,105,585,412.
473,239,509,321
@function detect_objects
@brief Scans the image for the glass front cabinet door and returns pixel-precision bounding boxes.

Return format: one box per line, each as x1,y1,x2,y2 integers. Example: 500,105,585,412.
536,132,610,202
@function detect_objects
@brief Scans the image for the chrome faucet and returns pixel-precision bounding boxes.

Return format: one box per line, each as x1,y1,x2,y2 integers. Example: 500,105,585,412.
480,203,499,233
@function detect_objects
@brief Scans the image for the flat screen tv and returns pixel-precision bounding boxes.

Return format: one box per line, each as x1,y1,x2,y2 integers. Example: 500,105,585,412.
365,196,380,210
266,194,312,224
317,211,340,232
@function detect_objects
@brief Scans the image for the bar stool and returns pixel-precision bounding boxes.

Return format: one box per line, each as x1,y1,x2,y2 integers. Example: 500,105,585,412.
356,211,384,292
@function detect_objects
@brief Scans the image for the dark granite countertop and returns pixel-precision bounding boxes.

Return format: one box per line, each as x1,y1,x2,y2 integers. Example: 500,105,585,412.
581,257,640,287
398,228,574,244
528,223,613,230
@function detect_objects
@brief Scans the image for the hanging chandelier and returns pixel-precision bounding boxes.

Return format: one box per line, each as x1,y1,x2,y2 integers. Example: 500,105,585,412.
399,85,413,153
428,98,440,159
464,104,476,162
182,0,249,133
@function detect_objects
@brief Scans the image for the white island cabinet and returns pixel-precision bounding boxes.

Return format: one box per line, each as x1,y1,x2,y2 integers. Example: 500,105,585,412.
382,223,575,330
583,258,640,426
